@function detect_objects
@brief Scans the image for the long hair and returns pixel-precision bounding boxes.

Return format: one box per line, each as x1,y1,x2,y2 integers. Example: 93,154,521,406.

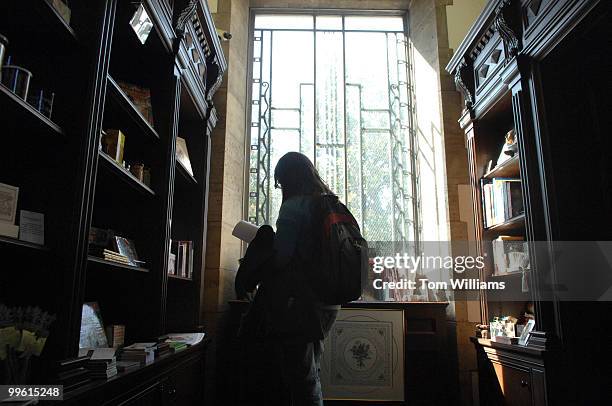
274,152,334,202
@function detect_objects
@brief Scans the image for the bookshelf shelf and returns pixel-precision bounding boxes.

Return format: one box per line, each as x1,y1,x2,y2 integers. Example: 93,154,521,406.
168,274,193,281
87,255,149,273
484,213,525,233
107,75,159,141
0,83,65,136
176,161,197,185
98,151,156,196
483,155,520,179
0,235,49,252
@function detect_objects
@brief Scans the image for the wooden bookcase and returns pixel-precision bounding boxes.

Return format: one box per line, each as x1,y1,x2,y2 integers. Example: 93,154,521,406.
447,0,610,404
0,0,225,402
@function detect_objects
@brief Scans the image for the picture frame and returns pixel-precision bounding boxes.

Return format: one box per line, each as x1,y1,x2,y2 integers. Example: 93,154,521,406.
321,308,405,402
79,302,108,348
176,137,194,176
0,182,19,224
518,319,535,346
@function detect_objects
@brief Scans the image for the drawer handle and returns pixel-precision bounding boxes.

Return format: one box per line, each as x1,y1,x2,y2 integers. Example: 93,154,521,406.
521,379,529,388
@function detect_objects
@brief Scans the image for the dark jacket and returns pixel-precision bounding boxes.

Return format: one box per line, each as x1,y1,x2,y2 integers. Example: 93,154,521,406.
235,199,333,341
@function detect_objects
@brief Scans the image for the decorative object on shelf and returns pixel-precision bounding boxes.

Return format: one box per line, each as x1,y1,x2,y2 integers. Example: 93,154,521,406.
176,136,194,176
129,162,145,182
18,210,44,245
27,89,55,118
105,324,125,349
117,81,154,126
475,324,489,339
79,302,108,349
50,0,72,25
114,236,143,267
143,167,151,187
492,236,528,276
168,252,176,275
0,182,19,238
129,3,153,45
101,129,126,164
320,308,405,402
0,304,56,384
518,319,535,346
0,34,7,80
1,63,32,100
490,316,518,344
496,129,517,166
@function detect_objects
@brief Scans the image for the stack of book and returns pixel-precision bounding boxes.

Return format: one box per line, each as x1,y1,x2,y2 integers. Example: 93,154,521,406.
155,341,171,359
119,342,156,364
92,248,131,265
480,178,524,228
85,349,118,380
168,341,188,353
116,360,140,373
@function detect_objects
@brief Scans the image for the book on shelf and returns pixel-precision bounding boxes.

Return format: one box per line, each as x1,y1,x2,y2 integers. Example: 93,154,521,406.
481,177,524,228
88,227,146,267
117,81,155,126
119,342,156,364
175,240,194,278
116,360,140,373
80,347,118,379
105,324,125,349
176,137,194,176
492,236,529,276
101,129,126,164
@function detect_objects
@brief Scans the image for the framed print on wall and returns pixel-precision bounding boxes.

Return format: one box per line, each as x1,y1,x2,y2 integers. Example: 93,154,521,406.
321,308,405,401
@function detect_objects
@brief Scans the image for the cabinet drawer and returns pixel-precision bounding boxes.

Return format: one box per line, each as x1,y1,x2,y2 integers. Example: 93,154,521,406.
491,362,533,406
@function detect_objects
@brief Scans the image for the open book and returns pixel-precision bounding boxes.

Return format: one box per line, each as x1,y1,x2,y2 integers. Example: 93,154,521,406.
232,220,260,243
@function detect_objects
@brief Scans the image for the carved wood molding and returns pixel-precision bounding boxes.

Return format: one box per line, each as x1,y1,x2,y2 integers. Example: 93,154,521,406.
454,58,474,110
175,0,197,40
494,0,522,60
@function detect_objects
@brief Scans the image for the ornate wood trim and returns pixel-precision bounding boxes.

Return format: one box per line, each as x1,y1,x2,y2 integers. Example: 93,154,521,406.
494,0,522,60
454,58,474,110
175,0,197,40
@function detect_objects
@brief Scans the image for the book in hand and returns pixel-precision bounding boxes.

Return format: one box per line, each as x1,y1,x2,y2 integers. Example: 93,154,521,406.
232,220,260,243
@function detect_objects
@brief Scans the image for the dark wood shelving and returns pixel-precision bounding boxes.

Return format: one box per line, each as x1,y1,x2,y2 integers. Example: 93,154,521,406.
484,213,525,233
41,0,78,43
87,255,149,273
176,161,197,185
168,274,193,281
0,83,65,136
483,155,520,179
98,151,156,196
107,75,160,141
0,235,49,251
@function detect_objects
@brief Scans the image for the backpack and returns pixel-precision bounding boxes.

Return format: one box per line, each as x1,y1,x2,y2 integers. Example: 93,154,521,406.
310,194,368,305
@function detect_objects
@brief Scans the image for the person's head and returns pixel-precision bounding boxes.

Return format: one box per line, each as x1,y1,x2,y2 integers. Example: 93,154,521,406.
274,152,334,201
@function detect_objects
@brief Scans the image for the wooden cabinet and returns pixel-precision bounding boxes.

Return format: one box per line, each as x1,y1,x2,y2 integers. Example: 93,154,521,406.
447,0,610,403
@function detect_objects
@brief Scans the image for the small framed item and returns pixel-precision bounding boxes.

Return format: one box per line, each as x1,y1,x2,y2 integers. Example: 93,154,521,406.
176,137,194,176
518,319,536,346
0,182,19,224
129,3,153,45
19,210,44,245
